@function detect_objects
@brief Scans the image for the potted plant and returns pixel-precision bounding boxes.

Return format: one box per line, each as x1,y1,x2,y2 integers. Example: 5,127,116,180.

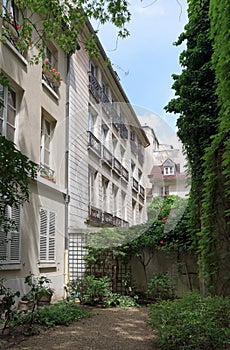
20,274,54,309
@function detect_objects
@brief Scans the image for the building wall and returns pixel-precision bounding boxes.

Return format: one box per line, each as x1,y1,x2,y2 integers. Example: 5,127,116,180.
0,24,67,299
68,27,149,279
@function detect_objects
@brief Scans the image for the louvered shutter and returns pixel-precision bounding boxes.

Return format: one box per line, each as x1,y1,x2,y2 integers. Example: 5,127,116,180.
0,205,20,263
48,211,55,261
39,208,56,262
9,205,20,262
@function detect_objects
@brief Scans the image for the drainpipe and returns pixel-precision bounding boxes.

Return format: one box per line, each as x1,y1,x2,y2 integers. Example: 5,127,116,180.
64,53,71,288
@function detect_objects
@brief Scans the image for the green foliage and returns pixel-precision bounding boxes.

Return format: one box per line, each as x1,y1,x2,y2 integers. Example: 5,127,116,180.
1,0,131,60
148,292,230,349
103,293,139,309
12,300,91,328
0,136,37,228
24,274,54,304
0,278,20,333
31,301,91,327
147,273,175,301
65,275,110,305
164,0,218,238
198,0,230,295
22,274,54,329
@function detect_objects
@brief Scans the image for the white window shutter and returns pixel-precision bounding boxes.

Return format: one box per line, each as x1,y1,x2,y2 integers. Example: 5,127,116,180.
48,211,55,261
9,206,20,262
0,205,21,264
39,208,56,262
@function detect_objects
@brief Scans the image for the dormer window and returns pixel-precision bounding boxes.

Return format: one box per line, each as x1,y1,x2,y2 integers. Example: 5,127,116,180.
162,159,175,176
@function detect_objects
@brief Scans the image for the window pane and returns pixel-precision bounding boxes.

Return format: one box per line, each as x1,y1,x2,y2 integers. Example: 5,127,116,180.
6,125,14,141
0,85,4,100
44,135,50,150
7,105,16,126
44,150,50,165
8,89,16,108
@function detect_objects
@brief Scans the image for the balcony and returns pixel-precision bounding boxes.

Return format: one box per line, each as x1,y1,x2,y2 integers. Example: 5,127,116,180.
120,123,128,139
121,165,129,182
139,185,145,198
132,177,139,192
103,211,114,226
88,206,129,228
88,131,101,156
113,216,122,227
88,205,102,222
113,157,122,175
102,145,113,167
88,72,102,101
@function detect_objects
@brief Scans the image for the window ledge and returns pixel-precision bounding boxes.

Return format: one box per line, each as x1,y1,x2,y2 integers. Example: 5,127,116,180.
38,263,56,269
0,263,22,270
37,175,66,195
42,79,59,100
5,40,28,66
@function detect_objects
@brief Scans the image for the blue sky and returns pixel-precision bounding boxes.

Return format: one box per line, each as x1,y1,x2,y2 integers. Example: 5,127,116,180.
93,0,188,136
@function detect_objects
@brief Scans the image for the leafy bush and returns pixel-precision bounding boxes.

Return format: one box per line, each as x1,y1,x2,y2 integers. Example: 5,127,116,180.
148,292,230,349
14,300,91,328
103,293,139,309
0,278,20,333
65,275,111,305
147,273,175,300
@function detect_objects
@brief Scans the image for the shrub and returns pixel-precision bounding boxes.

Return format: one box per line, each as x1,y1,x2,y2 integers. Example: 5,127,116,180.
14,300,91,328
65,275,111,305
103,293,139,309
148,292,230,349
147,273,175,301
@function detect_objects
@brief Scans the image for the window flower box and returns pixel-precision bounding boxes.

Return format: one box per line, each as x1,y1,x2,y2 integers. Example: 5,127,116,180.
42,58,62,88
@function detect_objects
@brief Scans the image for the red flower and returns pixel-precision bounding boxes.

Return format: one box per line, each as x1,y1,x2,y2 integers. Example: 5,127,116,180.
16,25,21,30
159,239,164,245
162,217,167,223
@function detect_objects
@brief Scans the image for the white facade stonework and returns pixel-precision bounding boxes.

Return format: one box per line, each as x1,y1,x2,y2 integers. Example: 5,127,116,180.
68,25,149,279
0,13,67,299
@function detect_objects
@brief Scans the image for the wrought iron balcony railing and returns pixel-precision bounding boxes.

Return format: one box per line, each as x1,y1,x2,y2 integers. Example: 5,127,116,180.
88,72,102,101
121,165,129,181
139,185,145,198
102,145,113,167
132,177,139,192
113,157,122,175
88,205,102,222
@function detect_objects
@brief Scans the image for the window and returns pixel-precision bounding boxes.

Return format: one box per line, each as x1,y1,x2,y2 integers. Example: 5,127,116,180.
0,205,21,264
160,186,169,197
89,62,97,78
88,106,98,135
88,169,98,207
0,84,16,142
39,208,56,263
40,115,55,168
162,159,175,175
163,166,175,175
42,44,60,90
40,114,56,181
102,177,109,212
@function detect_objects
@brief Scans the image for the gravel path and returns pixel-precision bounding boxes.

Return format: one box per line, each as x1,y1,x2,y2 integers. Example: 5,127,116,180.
7,307,158,350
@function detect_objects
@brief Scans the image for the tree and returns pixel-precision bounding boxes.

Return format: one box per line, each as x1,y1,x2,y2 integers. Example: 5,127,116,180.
165,0,230,295
165,0,219,238
0,136,37,230
1,0,131,62
199,0,230,296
